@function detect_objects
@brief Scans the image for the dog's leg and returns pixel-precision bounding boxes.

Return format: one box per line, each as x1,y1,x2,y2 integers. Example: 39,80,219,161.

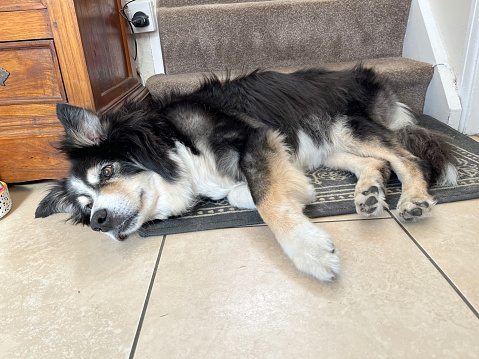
344,143,435,221
384,148,436,221
241,131,340,281
323,152,391,217
227,180,316,210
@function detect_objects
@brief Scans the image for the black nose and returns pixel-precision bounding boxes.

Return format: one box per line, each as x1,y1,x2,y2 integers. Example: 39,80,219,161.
90,208,112,232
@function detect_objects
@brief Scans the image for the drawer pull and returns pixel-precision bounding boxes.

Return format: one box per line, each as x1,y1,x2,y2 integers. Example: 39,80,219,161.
0,67,10,86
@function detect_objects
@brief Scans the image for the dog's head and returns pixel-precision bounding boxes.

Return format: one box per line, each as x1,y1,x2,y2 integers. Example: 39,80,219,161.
36,103,179,241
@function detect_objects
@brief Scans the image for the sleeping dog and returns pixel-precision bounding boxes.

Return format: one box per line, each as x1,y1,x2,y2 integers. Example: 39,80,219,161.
36,66,458,281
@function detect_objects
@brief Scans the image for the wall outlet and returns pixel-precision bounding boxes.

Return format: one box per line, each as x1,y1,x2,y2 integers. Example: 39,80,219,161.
123,0,157,33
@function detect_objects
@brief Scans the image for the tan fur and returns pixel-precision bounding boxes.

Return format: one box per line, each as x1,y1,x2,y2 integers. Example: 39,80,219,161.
354,142,431,201
330,123,436,219
324,152,390,216
255,132,313,235
101,179,133,196
253,132,340,281
94,172,159,219
324,152,388,179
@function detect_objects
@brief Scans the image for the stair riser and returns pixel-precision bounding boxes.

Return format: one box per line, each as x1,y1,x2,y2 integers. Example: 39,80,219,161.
158,0,411,74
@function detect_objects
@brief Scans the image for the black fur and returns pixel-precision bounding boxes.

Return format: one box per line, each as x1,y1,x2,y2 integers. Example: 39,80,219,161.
37,66,457,229
396,126,459,183
35,178,91,225
57,102,180,182
184,68,376,150
34,66,461,280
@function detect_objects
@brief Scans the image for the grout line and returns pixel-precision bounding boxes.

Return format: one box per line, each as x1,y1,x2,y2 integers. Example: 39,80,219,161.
386,209,479,320
129,235,167,359
244,215,394,229
311,216,393,224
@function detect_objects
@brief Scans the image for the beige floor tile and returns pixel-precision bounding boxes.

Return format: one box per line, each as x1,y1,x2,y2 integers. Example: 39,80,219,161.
0,183,161,358
470,135,479,142
135,219,479,358
393,199,479,313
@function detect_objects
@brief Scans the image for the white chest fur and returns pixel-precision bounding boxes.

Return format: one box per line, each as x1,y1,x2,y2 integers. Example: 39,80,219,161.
173,142,241,200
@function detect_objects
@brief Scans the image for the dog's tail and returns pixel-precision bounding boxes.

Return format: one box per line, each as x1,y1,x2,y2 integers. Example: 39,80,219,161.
387,105,459,186
396,125,459,186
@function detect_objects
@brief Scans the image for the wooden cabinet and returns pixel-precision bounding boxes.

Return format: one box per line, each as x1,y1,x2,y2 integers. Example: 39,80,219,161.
0,0,148,183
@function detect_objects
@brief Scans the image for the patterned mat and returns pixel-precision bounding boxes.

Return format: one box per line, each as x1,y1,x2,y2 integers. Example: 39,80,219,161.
139,115,479,237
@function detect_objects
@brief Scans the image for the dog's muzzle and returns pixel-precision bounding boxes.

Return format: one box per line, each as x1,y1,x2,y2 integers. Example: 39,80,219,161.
90,208,133,240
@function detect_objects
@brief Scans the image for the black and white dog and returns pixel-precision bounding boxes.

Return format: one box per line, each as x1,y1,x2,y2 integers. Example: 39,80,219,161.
36,66,458,281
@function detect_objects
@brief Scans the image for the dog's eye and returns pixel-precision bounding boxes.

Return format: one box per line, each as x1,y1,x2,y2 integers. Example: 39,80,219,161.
86,203,92,209
101,165,114,179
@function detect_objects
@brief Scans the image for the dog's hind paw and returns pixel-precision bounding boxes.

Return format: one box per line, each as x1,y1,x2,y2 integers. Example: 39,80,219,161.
355,184,387,217
397,195,436,222
278,222,340,281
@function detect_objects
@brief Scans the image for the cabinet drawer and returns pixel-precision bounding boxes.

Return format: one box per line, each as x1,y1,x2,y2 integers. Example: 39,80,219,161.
0,8,52,42
0,40,66,105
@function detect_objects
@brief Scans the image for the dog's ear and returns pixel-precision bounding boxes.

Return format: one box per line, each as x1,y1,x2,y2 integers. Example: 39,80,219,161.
56,103,105,146
35,179,73,218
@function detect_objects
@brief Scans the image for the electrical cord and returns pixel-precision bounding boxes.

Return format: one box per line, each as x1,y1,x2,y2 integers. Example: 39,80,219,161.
119,0,138,60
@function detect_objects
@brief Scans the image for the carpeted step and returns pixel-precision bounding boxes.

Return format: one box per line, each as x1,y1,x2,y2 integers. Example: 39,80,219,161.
145,57,434,113
158,0,276,7
156,0,412,75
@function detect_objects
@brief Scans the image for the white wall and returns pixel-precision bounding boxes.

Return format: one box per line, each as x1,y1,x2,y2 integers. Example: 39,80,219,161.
122,0,164,84
134,31,164,84
134,34,155,83
459,1,479,134
430,0,472,88
422,0,479,134
403,0,479,134
403,0,462,128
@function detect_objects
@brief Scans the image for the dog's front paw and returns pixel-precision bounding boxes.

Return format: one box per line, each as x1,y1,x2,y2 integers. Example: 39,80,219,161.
397,194,436,222
227,184,256,209
278,223,340,281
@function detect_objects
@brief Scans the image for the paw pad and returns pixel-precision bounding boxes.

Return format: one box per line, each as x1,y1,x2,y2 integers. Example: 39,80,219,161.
365,196,378,206
363,186,379,195
357,185,385,216
398,198,435,222
409,208,422,217
400,209,423,221
415,201,429,208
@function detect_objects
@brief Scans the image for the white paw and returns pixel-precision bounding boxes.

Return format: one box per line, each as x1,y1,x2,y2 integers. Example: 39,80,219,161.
355,183,387,217
227,184,256,209
278,222,340,281
396,194,436,222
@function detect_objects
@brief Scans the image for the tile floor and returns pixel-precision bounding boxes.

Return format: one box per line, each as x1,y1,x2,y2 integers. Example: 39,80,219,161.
1,150,479,358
